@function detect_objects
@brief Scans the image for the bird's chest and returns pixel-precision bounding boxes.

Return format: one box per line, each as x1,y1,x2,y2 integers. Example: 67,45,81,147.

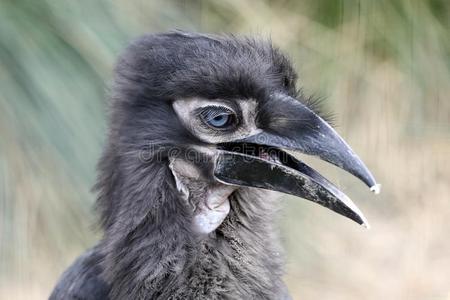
159,239,274,300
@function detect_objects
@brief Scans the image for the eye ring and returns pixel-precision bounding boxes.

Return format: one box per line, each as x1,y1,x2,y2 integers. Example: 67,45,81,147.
198,105,238,130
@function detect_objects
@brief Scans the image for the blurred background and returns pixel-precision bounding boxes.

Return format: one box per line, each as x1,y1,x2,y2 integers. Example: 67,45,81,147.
0,0,449,299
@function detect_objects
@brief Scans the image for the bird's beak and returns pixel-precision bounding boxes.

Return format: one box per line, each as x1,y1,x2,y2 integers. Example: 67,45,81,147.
213,94,380,227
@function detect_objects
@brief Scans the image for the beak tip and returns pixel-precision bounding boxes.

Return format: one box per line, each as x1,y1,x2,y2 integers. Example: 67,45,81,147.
353,209,370,229
361,219,371,229
369,183,382,195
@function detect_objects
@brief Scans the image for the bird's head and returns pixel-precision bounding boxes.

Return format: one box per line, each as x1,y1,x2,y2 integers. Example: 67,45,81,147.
102,31,379,233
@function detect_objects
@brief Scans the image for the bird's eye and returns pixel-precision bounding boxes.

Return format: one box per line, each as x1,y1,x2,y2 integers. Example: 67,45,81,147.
209,114,230,127
199,106,237,130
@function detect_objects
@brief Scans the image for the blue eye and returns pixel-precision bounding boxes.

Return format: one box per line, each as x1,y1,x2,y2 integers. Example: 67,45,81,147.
200,106,237,129
208,113,230,127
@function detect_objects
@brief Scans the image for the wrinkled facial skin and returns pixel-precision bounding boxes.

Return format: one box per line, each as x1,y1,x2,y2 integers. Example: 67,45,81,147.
173,98,261,144
172,98,260,234
169,157,235,234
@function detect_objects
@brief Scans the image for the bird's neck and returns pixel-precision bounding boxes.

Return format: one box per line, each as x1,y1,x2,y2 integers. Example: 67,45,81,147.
98,161,286,299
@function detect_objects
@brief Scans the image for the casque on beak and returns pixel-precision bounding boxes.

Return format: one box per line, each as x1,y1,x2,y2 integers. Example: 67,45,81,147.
213,94,380,227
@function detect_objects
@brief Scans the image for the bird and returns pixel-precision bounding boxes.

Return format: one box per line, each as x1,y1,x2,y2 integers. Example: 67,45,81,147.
50,31,379,300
